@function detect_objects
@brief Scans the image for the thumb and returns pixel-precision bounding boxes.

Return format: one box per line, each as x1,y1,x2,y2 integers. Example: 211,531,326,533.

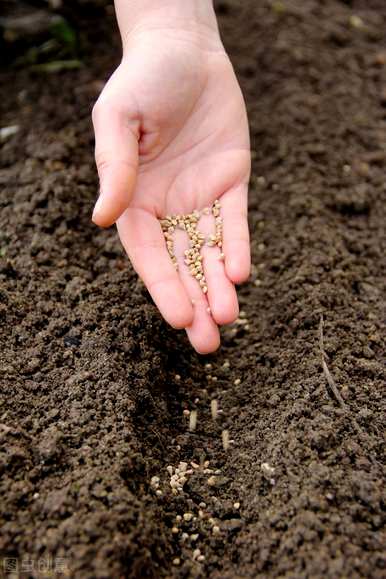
91,98,139,228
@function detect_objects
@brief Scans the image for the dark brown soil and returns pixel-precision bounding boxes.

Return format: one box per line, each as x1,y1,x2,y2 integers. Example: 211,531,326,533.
1,1,385,578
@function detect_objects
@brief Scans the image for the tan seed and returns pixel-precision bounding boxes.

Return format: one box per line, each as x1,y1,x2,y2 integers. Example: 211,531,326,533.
189,409,197,431
210,399,218,419
222,429,230,451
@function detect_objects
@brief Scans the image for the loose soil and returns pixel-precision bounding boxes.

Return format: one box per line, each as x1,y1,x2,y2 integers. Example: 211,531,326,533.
1,1,385,578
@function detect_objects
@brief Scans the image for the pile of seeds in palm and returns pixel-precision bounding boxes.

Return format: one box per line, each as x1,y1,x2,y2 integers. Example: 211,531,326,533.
159,200,223,295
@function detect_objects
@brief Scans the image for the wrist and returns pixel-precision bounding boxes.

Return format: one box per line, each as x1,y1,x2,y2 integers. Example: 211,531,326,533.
115,0,222,53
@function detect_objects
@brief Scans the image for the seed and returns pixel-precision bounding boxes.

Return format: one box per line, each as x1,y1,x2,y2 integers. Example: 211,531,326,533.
212,525,220,535
222,429,230,451
197,555,205,562
160,205,223,295
199,502,207,508
183,513,193,522
175,374,181,381
190,533,199,541
183,409,190,417
172,558,180,566
189,409,197,431
156,489,162,496
207,476,217,486
210,399,218,420
261,462,275,475
172,527,179,534
193,548,201,560
233,502,240,509
234,378,241,386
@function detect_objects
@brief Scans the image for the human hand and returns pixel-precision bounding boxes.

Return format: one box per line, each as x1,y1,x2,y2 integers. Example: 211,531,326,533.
91,2,250,354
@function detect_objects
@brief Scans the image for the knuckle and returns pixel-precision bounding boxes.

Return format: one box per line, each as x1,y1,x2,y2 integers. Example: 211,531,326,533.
92,95,123,125
94,149,112,172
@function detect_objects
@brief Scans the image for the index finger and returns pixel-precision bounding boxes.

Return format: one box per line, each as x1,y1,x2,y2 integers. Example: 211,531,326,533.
117,208,194,329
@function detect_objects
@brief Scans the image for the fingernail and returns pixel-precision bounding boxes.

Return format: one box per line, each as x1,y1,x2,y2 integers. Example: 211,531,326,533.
92,193,104,221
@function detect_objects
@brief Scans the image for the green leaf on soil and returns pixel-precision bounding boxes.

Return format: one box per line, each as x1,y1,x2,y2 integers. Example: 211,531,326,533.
31,59,82,73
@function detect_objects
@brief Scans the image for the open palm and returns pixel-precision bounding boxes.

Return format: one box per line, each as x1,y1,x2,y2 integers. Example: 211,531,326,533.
92,30,250,353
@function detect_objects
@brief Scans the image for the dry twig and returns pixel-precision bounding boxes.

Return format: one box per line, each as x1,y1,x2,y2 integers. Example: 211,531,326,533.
319,315,347,410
